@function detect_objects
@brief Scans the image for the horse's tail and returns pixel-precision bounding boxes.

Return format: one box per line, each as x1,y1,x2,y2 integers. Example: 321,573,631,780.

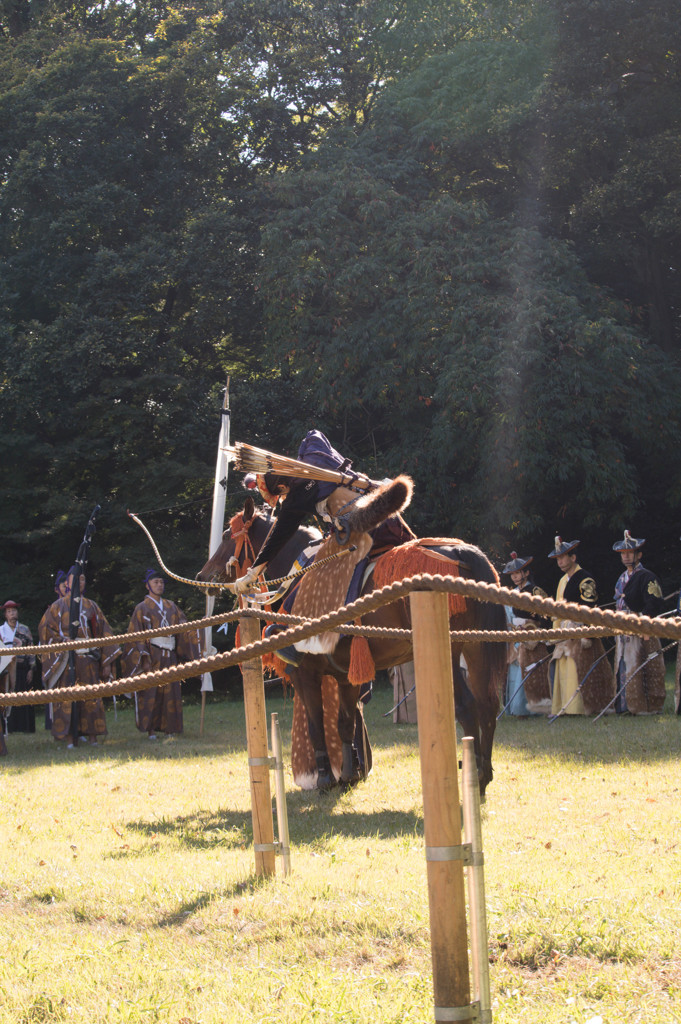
447,542,508,704
474,586,508,704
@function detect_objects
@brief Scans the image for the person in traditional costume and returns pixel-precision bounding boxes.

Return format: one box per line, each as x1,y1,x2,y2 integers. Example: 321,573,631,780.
500,555,552,715
38,571,70,643
233,430,414,594
37,570,70,732
40,567,120,747
0,600,36,733
612,531,666,714
548,537,615,716
120,570,199,739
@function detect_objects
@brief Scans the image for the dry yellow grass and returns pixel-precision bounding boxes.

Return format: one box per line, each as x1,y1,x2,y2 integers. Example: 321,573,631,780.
1,680,680,1023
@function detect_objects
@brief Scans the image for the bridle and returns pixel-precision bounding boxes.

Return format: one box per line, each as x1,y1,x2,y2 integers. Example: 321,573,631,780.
225,508,259,581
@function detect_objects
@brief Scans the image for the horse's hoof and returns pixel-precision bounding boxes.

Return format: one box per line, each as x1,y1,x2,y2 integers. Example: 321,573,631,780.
315,752,336,791
316,768,337,791
339,773,362,792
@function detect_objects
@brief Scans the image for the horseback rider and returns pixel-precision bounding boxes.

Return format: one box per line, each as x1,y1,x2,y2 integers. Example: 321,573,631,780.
233,430,414,594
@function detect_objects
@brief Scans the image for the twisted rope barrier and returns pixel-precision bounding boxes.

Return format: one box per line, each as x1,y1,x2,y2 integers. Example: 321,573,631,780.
2,574,678,707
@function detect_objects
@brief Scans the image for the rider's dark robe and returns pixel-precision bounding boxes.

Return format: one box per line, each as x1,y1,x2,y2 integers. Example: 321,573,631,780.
253,479,320,569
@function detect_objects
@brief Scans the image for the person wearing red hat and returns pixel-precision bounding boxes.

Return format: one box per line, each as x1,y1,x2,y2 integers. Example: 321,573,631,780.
0,600,36,734
548,537,615,716
612,531,665,714
39,569,120,747
120,570,199,740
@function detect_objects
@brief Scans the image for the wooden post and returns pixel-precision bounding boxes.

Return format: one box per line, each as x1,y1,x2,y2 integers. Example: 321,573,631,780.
410,590,471,1021
462,736,492,1023
239,614,276,877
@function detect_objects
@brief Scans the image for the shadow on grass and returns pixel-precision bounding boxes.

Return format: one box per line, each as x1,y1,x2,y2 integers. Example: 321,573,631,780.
116,796,422,855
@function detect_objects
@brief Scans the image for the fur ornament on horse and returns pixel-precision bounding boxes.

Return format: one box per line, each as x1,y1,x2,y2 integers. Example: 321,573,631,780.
327,474,414,539
340,540,470,686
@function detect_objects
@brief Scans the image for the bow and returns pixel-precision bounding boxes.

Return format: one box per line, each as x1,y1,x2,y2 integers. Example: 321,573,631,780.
67,505,101,686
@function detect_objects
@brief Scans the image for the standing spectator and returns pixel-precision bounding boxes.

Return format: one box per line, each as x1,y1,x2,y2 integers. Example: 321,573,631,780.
120,570,199,740
548,537,615,716
38,570,70,643
1,641,12,752
612,531,666,714
500,554,552,715
40,567,120,748
0,600,36,733
37,570,70,732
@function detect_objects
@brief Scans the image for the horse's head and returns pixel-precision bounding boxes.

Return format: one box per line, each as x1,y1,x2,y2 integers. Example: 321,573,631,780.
196,496,265,584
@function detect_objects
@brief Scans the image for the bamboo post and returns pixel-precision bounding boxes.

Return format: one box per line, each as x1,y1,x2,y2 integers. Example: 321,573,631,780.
410,590,471,1022
271,712,291,877
239,614,276,877
462,736,492,1023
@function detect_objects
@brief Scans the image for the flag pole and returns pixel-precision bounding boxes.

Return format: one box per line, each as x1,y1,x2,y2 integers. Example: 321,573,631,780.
200,377,230,736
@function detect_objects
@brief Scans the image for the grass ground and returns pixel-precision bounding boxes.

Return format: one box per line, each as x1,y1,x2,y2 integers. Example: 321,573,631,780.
1,675,680,1024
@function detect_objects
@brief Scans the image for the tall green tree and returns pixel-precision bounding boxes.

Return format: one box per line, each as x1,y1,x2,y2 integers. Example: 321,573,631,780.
537,0,681,353
0,25,259,617
259,45,681,551
2,0,495,618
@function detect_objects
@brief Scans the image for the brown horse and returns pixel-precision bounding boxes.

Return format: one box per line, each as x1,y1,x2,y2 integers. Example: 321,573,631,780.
198,500,507,796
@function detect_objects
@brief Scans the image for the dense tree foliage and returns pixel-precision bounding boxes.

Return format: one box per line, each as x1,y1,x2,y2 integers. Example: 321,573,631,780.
260,145,677,545
1,0,681,628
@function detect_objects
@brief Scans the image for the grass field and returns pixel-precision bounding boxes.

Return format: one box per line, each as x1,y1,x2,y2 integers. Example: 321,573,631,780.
1,677,680,1024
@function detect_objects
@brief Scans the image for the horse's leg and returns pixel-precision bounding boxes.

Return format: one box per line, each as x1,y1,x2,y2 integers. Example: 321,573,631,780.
335,680,363,786
460,643,498,797
290,659,336,790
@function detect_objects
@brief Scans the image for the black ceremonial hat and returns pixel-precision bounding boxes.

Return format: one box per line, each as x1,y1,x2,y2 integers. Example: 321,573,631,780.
548,535,579,559
612,530,645,552
501,552,533,574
